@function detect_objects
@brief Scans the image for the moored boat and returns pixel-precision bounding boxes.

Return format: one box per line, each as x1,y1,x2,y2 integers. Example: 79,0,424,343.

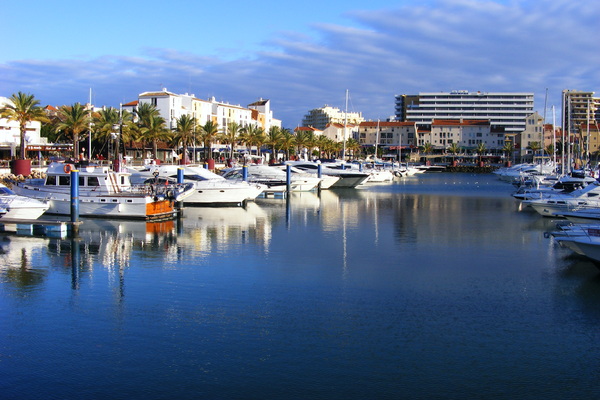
13,161,192,220
0,183,49,220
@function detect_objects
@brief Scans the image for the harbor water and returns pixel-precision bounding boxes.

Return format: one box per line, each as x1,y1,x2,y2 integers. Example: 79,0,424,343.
2,173,600,399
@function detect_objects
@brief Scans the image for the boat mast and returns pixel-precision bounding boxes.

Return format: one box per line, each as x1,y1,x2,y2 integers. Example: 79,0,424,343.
541,88,547,173
342,89,348,161
374,119,380,162
88,88,93,161
552,105,556,167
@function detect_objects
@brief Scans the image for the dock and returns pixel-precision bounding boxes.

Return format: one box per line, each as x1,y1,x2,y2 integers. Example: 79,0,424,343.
0,218,82,238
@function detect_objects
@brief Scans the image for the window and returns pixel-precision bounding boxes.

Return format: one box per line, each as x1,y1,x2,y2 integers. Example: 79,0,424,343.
59,176,70,186
46,176,56,185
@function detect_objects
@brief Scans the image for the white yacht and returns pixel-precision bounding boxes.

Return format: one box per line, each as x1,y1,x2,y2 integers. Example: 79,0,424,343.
130,164,264,206
221,164,320,192
13,162,193,220
0,183,49,220
526,182,600,217
285,161,370,188
548,223,600,262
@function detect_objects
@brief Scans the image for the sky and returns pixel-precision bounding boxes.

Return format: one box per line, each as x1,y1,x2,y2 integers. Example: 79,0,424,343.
1,0,598,128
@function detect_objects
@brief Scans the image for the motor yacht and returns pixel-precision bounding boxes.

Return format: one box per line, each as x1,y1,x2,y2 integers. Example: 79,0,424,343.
0,183,49,219
221,164,320,192
285,161,370,188
13,161,193,220
130,164,264,206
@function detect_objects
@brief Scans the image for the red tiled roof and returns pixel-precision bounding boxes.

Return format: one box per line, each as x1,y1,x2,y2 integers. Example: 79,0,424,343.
359,121,415,127
431,119,490,126
122,100,138,106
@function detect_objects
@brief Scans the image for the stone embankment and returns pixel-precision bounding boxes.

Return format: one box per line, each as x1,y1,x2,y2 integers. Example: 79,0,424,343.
0,170,45,188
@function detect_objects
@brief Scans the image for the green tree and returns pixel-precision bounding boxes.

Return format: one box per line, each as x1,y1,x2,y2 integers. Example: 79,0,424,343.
199,120,219,160
173,114,197,164
220,122,241,159
447,142,461,164
142,115,170,160
346,138,361,159
475,143,487,164
0,92,48,159
56,103,90,159
502,141,515,164
279,128,296,160
265,126,283,162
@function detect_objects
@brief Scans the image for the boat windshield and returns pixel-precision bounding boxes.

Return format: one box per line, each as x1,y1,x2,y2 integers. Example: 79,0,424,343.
0,186,15,195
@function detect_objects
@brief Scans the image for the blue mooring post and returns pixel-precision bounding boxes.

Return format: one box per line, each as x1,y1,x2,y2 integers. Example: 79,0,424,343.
177,167,184,184
317,164,322,179
286,164,292,193
70,169,79,237
242,165,248,181
204,162,208,169
359,163,363,172
176,167,184,218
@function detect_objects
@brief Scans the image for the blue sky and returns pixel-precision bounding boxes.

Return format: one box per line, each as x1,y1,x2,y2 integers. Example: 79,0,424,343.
2,0,598,127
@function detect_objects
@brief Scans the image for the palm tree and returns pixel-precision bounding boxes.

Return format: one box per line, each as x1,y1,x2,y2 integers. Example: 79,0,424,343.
528,141,542,162
173,114,197,164
141,114,170,160
502,141,515,165
0,92,47,160
250,127,266,157
199,120,219,161
345,138,361,160
421,142,433,164
279,128,296,160
93,107,121,158
220,122,241,160
56,103,90,159
265,126,283,163
447,142,461,165
475,143,487,166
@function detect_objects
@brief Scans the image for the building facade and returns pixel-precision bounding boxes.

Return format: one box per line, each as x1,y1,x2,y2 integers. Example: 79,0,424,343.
301,106,364,131
395,90,534,135
562,90,599,136
357,121,418,148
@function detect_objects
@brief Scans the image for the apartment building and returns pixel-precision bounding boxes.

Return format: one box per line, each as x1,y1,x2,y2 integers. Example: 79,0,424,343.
422,119,500,150
395,90,534,135
302,106,364,130
357,121,418,148
124,88,281,133
562,90,599,135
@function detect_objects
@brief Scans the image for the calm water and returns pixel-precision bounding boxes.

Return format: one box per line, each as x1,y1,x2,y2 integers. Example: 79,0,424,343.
2,173,600,399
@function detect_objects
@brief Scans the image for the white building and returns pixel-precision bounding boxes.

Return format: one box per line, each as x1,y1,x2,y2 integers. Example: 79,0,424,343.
125,89,281,134
302,106,364,130
395,90,534,135
420,119,505,151
322,123,359,142
358,121,418,148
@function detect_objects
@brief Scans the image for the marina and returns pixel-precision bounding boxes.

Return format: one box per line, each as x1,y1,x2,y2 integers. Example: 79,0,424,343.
2,172,600,399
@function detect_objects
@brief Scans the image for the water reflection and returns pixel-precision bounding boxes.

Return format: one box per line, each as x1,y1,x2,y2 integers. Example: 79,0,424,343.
3,173,600,399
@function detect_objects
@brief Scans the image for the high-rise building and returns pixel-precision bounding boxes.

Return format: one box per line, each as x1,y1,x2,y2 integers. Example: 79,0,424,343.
301,106,364,131
562,90,598,134
395,90,534,134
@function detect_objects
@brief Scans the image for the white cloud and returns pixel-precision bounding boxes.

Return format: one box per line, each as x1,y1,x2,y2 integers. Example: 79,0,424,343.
1,0,598,126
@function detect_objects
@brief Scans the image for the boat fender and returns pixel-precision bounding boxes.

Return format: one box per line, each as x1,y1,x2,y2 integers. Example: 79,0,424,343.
166,189,174,199
394,171,402,177
64,164,73,173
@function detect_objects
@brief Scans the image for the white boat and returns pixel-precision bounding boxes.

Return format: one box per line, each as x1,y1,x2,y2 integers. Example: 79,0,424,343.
13,162,193,220
512,172,597,201
286,161,370,188
526,182,600,217
0,183,49,219
221,164,320,192
549,224,600,262
130,164,264,206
